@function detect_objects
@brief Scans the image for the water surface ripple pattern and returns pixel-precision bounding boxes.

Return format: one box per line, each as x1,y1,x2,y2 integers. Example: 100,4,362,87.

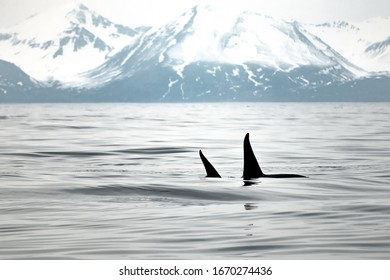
1,103,390,259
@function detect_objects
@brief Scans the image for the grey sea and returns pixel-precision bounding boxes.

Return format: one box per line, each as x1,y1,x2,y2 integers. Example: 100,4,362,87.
0,103,389,259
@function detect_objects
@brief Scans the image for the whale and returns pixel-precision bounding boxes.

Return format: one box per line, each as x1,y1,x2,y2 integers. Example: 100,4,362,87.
242,133,306,179
200,133,306,179
199,150,221,178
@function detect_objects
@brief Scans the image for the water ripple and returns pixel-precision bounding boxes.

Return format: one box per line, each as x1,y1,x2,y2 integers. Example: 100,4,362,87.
1,103,390,259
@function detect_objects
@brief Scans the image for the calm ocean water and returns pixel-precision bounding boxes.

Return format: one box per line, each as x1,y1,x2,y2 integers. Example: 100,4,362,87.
0,103,389,259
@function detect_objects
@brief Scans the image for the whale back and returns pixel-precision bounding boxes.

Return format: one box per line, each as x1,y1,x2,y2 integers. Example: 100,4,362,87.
199,150,221,178
243,133,264,180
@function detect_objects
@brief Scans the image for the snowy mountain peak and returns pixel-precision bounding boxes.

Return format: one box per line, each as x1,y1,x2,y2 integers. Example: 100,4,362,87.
65,3,136,34
1,4,390,102
82,3,366,91
305,16,390,72
315,21,360,31
67,3,91,25
143,5,362,73
0,3,149,85
1,3,389,98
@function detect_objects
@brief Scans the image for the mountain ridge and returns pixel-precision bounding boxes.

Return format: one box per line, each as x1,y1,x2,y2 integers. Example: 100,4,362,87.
0,3,149,85
0,3,389,102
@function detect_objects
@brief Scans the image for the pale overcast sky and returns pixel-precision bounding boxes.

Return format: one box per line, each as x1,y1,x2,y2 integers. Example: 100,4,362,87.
1,0,389,28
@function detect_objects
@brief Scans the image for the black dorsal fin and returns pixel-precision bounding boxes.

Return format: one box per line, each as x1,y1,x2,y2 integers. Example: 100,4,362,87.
199,150,221,178
243,133,264,180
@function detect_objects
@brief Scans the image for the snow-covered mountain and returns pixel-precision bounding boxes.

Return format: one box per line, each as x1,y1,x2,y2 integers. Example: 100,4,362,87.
81,4,373,101
87,5,366,80
0,4,149,86
305,17,390,73
0,3,389,102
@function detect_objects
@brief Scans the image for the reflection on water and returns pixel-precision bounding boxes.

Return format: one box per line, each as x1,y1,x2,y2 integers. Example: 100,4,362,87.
0,103,390,259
